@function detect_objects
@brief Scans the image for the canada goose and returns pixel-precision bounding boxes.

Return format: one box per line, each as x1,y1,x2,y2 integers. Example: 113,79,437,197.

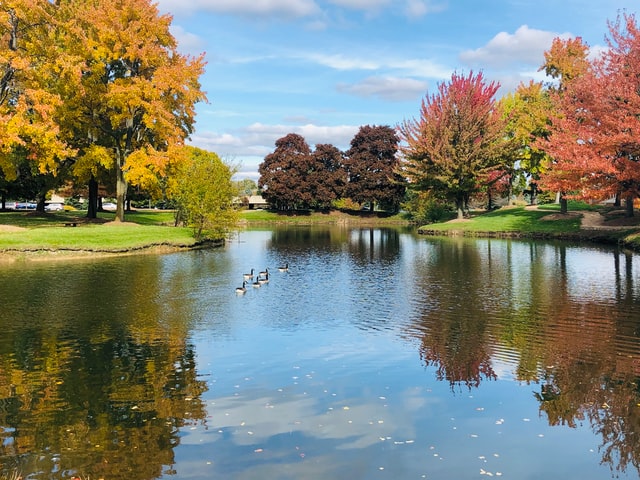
259,268,269,277
243,268,254,279
252,277,261,288
235,281,247,294
258,272,269,284
278,263,289,272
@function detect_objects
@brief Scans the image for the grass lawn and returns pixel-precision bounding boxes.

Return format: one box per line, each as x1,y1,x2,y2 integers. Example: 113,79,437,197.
0,209,195,253
3,204,640,255
421,206,582,234
239,209,410,224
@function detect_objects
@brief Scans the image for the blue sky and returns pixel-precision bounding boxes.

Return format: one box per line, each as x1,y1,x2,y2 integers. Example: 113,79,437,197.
154,0,637,181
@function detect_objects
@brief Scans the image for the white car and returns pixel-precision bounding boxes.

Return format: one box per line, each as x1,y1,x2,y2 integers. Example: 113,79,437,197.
45,203,64,211
101,202,117,210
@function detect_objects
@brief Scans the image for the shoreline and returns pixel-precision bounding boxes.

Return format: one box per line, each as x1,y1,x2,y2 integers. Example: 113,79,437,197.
0,239,224,263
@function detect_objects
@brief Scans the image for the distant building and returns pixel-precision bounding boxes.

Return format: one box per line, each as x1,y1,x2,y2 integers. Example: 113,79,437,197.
234,194,269,210
247,195,269,210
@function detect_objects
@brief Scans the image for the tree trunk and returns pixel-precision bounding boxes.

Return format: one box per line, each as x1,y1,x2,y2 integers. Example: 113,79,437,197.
625,194,634,218
456,197,464,219
86,176,98,219
560,196,568,214
35,190,46,213
115,151,127,222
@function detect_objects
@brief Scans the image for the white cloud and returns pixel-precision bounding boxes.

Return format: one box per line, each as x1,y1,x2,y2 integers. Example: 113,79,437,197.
191,123,360,159
327,0,446,18
169,25,206,56
337,76,428,101
389,58,452,79
459,25,568,68
328,0,391,10
305,53,381,70
190,123,362,180
404,0,447,18
301,52,451,80
157,0,320,18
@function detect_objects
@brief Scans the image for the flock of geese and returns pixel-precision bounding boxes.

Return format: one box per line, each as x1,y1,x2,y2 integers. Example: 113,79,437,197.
235,263,289,294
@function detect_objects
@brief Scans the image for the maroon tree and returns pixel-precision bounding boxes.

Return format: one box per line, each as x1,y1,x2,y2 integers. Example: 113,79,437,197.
258,133,313,210
344,125,405,212
308,143,347,210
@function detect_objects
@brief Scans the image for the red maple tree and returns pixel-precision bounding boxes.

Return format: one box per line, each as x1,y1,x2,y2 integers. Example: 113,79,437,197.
540,14,640,216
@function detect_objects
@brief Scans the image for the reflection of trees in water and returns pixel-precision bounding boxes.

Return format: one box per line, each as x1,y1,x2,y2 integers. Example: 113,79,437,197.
0,333,207,479
411,238,640,474
0,258,207,479
346,228,401,265
267,226,403,266
414,238,497,390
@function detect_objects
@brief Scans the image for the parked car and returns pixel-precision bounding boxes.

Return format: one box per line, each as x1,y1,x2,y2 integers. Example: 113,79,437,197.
14,202,36,210
101,202,117,210
45,203,64,211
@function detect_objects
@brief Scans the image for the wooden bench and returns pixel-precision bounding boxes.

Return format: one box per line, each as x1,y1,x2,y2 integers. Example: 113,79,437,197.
63,222,78,227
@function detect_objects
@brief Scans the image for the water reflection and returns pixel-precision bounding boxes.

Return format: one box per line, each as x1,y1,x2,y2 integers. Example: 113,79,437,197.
407,238,640,475
0,230,639,478
0,258,208,479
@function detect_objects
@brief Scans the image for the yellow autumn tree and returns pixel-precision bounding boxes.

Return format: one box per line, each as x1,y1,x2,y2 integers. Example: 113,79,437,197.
0,0,71,205
53,0,206,221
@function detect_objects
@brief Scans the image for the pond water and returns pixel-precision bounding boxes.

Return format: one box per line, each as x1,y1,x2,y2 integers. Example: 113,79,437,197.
0,226,639,479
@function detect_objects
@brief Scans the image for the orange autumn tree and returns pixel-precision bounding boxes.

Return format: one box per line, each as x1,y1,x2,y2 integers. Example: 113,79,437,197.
540,17,640,217
536,36,591,213
0,0,71,202
54,0,206,221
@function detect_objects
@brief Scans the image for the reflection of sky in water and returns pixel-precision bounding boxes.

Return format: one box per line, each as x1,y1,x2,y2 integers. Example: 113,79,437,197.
164,232,640,479
174,319,620,480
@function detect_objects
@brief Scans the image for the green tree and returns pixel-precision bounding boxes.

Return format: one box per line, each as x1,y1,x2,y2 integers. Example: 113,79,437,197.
168,146,238,241
344,125,405,212
501,80,554,205
400,71,508,219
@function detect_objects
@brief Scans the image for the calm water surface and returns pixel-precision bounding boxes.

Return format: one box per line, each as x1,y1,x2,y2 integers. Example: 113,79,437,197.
0,226,639,479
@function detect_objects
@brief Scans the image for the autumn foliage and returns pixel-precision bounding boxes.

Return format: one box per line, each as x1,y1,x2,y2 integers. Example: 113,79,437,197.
539,14,640,216
0,0,206,220
259,126,402,212
400,71,509,219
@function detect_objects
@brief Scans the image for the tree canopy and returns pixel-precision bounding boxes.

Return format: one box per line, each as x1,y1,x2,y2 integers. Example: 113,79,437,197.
168,146,237,241
53,0,206,221
400,71,509,219
539,13,640,216
344,125,405,212
0,0,206,220
258,133,315,210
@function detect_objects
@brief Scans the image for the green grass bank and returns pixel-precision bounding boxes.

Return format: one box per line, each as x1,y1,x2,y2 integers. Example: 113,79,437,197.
418,204,640,251
2,204,640,260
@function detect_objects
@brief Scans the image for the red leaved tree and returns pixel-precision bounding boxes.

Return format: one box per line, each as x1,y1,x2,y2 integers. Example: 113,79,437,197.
258,133,313,210
540,15,640,217
399,71,509,219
